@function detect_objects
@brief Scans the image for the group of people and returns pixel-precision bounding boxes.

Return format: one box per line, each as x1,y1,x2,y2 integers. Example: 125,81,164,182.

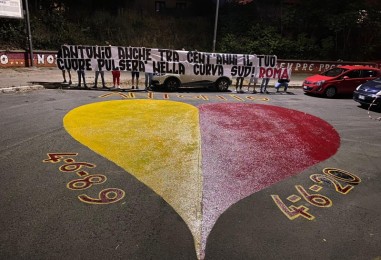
61,69,154,91
62,68,290,93
235,76,290,94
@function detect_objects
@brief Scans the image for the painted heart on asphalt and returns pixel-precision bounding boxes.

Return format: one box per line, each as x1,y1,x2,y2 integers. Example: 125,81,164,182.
63,100,340,259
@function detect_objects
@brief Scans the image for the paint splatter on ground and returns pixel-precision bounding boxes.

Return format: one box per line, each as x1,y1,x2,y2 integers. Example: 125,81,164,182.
199,103,340,258
63,100,340,259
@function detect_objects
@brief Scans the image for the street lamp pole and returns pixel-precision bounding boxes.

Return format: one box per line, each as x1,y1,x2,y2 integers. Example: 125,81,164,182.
24,0,34,67
212,0,220,53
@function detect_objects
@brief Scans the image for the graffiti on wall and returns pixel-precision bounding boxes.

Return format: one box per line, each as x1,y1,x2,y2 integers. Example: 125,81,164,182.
0,52,57,67
279,60,381,73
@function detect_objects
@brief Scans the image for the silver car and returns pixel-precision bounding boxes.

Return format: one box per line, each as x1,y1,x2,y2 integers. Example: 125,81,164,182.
151,73,232,92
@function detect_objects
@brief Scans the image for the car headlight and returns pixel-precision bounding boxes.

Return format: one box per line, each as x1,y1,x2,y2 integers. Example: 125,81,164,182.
356,84,362,91
316,80,325,86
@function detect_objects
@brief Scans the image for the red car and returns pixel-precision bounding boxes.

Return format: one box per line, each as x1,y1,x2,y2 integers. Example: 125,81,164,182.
303,65,381,98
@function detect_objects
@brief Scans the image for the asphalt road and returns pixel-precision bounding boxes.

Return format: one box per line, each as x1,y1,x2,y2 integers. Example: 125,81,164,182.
0,86,380,260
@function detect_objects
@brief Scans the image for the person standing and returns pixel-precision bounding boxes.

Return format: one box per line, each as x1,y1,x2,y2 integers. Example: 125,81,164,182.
93,68,106,89
57,45,72,85
112,69,121,89
131,71,140,89
247,75,258,93
77,68,87,89
260,77,270,93
62,70,72,85
235,77,244,93
145,72,153,91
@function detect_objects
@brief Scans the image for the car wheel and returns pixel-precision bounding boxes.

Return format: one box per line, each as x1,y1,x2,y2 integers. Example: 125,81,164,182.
165,78,180,91
215,78,230,91
325,87,336,98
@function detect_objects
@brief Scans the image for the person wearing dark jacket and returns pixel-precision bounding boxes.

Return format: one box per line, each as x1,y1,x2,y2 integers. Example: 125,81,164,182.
275,78,290,92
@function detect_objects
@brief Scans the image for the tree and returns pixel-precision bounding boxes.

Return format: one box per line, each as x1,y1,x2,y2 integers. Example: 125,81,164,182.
2,0,380,60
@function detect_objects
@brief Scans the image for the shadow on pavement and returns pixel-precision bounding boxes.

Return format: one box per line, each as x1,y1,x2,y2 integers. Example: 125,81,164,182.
29,82,65,89
30,82,298,96
357,104,381,113
304,92,355,100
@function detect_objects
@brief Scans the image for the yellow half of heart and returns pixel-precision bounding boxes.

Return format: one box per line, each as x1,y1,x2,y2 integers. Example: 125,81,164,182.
63,100,203,257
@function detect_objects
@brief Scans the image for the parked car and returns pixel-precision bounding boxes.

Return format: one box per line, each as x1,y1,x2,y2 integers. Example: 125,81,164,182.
302,65,381,98
353,77,381,109
151,73,232,92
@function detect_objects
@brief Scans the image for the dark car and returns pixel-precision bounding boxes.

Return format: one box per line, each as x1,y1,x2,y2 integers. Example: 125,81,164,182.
353,77,381,109
303,65,381,98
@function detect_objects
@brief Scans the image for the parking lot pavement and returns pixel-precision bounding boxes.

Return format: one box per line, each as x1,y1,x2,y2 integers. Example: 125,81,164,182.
0,88,380,259
0,67,311,93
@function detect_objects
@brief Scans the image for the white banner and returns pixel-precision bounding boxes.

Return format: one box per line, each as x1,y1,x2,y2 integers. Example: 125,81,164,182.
57,45,291,79
0,0,23,19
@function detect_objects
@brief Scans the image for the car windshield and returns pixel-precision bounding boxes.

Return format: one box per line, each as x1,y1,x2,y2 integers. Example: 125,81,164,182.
320,68,348,77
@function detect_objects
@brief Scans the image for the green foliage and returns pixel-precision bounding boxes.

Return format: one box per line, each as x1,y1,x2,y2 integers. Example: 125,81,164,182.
216,0,381,61
0,19,26,49
1,0,380,61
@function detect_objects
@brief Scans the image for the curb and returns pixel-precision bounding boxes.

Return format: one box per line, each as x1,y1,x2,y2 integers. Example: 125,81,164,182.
1,85,45,94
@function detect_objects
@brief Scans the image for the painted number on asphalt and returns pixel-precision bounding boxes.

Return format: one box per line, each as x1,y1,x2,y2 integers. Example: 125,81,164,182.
43,153,125,205
271,168,361,221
